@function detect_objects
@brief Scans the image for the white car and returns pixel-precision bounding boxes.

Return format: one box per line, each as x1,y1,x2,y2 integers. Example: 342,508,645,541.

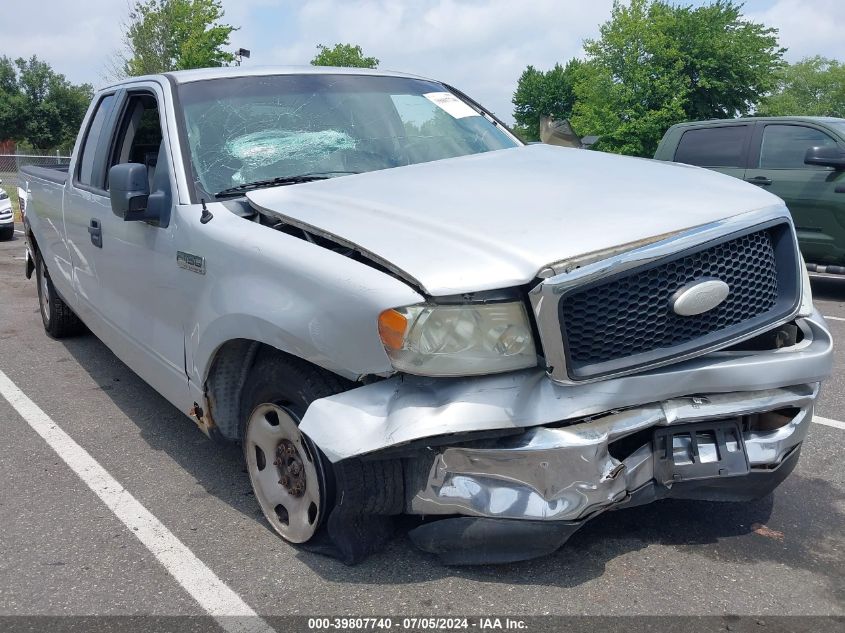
0,180,14,240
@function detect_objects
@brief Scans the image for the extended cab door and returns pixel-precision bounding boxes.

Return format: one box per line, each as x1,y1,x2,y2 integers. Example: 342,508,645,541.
63,91,121,322
65,82,190,410
744,122,845,265
669,123,754,181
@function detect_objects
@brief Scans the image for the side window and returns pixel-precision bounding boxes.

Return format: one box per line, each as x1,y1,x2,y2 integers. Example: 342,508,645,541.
759,125,838,169
674,126,750,168
107,93,164,191
77,94,116,188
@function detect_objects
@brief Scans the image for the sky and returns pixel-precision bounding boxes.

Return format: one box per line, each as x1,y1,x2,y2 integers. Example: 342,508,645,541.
4,0,844,123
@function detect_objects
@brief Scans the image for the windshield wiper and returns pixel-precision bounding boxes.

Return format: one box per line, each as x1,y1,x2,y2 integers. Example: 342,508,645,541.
214,171,360,199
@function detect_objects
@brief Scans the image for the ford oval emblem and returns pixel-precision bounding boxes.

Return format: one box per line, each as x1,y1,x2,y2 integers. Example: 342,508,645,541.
670,278,730,316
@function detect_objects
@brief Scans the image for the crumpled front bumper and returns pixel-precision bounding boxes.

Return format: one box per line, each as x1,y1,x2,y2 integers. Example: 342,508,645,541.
303,313,832,563
403,381,819,564
408,383,817,522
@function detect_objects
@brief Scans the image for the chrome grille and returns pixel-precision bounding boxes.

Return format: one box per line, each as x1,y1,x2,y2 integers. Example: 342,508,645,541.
535,219,802,382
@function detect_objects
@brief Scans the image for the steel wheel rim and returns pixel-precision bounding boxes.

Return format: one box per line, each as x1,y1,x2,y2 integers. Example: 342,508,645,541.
245,403,322,543
39,265,50,323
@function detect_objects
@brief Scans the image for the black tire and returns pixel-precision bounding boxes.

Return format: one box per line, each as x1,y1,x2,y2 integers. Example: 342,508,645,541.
35,252,85,338
0,225,13,241
240,350,351,543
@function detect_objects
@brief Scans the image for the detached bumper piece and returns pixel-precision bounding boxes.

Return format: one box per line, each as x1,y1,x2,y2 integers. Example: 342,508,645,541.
407,384,816,564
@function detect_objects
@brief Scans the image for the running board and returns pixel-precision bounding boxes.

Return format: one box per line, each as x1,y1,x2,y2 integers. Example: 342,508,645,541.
806,263,845,276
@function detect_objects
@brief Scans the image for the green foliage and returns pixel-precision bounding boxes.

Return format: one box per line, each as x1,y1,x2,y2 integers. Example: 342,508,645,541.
515,0,784,156
122,0,236,76
0,56,92,151
512,60,582,142
571,0,692,156
759,56,845,117
663,0,783,121
311,43,379,69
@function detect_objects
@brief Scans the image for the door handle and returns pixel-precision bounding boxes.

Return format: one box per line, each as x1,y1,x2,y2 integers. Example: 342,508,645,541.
88,218,102,248
746,176,773,186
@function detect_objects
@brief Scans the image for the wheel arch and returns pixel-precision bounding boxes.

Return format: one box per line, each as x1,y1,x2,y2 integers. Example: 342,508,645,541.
202,337,357,442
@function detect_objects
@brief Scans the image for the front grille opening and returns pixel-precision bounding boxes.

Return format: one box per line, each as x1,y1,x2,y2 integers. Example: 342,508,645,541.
726,322,800,351
744,407,800,433
556,222,799,380
608,427,654,461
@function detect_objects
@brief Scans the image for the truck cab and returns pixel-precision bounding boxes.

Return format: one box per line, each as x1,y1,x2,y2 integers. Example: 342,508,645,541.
655,117,845,269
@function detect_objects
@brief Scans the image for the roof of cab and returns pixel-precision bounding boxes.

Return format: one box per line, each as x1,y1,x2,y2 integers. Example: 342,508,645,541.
668,115,845,129
101,65,432,91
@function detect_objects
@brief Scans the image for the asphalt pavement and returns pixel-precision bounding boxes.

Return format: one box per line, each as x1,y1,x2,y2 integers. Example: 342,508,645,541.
0,229,842,628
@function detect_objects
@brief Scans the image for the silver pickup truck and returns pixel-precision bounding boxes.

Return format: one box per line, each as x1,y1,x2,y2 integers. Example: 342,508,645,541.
20,67,833,565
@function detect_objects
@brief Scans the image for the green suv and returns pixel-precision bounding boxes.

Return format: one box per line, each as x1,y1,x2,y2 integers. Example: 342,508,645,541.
655,117,845,269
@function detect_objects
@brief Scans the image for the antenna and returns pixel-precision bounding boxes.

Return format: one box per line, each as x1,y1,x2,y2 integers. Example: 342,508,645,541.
200,199,214,224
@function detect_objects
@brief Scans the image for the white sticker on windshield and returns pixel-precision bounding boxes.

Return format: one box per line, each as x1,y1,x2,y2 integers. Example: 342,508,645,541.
423,92,480,119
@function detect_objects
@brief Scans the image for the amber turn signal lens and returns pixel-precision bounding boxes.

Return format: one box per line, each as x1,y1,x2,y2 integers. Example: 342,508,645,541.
378,309,408,351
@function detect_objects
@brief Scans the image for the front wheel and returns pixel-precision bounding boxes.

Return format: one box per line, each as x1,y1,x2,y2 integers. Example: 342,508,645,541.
244,403,325,543
0,225,13,241
240,352,350,544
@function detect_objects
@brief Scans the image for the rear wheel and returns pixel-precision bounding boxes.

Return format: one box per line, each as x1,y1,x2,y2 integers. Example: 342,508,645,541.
35,253,84,338
240,352,349,544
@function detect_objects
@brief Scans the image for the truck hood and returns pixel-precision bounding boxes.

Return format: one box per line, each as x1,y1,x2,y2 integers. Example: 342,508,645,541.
246,144,784,296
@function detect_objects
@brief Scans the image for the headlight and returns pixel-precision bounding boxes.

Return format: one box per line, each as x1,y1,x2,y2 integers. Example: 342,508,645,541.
798,258,814,317
378,302,537,376
0,191,8,200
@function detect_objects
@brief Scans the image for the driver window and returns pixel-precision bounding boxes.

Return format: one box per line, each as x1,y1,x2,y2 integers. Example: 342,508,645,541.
759,125,838,169
108,93,164,191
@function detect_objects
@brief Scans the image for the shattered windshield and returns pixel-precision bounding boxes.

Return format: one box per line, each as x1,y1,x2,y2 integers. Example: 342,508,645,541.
176,74,519,197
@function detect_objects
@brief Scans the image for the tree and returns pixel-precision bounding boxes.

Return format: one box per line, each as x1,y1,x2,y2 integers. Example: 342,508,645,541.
0,58,27,143
311,43,379,69
0,56,92,151
516,0,784,156
759,56,845,117
121,0,236,77
512,60,582,141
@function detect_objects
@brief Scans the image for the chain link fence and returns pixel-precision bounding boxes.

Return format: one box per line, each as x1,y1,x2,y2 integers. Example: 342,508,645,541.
0,152,71,219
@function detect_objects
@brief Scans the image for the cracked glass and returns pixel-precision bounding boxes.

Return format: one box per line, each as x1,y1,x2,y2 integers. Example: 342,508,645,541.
177,74,518,197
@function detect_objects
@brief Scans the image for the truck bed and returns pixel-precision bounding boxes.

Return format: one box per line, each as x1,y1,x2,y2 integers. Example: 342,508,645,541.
20,164,69,186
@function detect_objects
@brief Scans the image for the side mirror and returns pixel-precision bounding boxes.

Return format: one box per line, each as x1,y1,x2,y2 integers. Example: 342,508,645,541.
109,163,151,221
804,145,845,170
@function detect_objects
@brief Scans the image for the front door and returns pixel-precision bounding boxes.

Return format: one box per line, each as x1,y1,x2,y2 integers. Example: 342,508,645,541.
745,123,845,265
83,84,190,409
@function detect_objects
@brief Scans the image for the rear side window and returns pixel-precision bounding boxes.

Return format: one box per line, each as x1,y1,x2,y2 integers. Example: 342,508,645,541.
759,124,838,169
77,94,116,188
674,126,750,168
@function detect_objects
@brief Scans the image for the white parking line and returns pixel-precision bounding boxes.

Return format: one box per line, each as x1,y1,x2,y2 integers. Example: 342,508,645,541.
823,315,845,322
14,229,24,235
815,416,845,431
0,369,275,633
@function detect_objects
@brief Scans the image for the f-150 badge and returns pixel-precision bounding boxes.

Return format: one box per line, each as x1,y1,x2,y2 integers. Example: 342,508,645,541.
177,251,206,275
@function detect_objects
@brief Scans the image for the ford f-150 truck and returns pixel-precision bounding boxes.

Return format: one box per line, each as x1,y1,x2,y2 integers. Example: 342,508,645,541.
19,67,833,565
